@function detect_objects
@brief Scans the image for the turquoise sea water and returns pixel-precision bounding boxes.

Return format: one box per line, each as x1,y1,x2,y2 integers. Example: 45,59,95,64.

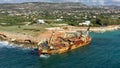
0,30,120,68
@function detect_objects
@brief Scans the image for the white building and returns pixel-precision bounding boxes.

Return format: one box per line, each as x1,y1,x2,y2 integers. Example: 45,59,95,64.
79,21,91,26
37,19,45,24
55,19,63,21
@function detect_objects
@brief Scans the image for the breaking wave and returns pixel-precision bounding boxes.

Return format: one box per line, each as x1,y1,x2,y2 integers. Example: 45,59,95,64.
40,54,50,58
0,41,9,48
0,41,30,50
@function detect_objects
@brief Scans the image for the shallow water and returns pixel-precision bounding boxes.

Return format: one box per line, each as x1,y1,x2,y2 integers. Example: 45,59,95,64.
0,30,120,68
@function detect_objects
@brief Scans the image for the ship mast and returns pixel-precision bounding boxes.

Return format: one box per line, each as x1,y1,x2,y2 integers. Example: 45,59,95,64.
48,31,55,45
86,25,91,36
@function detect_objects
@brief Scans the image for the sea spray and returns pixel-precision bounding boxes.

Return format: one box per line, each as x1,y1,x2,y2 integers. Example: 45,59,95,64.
0,41,9,48
40,54,50,58
0,41,30,50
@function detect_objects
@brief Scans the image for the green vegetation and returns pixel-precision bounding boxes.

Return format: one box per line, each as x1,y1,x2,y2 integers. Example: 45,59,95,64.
91,18,120,26
0,14,29,26
0,2,119,27
0,12,120,27
0,24,52,37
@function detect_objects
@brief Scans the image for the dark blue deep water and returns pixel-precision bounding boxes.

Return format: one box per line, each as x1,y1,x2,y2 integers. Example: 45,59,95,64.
0,30,120,68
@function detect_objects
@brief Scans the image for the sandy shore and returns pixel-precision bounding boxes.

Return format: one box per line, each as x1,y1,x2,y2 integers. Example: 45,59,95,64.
0,25,120,48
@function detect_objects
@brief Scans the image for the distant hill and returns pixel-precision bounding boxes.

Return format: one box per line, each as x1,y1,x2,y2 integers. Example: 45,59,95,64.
0,2,88,10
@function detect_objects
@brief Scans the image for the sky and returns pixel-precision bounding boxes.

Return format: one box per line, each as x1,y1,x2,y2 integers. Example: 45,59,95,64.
0,0,120,6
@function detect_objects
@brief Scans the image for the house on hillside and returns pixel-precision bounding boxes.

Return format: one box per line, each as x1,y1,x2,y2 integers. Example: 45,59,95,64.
37,19,45,24
79,21,91,26
55,19,63,21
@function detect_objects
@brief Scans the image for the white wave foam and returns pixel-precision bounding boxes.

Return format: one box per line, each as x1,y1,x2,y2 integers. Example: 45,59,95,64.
0,41,9,45
0,41,9,47
0,41,30,50
40,54,50,58
21,47,30,50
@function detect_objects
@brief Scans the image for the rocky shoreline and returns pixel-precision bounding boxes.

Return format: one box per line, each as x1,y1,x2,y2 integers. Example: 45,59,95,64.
0,31,39,49
74,25,120,33
90,25,120,33
0,25,120,49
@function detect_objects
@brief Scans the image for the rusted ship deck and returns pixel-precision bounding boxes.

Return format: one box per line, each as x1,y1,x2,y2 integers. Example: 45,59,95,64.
38,29,91,55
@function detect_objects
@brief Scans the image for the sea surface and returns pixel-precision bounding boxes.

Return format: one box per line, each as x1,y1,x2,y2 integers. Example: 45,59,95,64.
0,30,120,68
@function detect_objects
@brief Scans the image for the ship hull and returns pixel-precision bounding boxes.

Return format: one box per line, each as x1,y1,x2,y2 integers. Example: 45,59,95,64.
38,37,91,55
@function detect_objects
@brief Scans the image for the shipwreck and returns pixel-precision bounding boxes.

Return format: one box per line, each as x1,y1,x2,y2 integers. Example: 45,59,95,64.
37,25,91,56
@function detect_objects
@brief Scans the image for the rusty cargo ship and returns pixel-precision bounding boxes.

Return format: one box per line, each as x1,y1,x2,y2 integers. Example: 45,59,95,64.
38,26,91,56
